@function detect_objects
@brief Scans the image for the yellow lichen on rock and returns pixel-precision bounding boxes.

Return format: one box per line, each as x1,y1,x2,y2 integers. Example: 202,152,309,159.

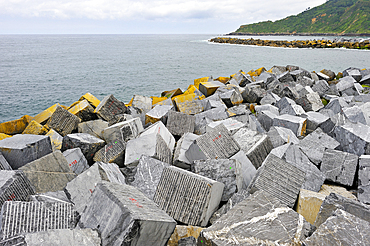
319,184,357,200
79,92,100,108
33,103,60,125
45,129,62,151
167,225,204,246
255,67,266,76
151,96,168,106
296,189,326,225
173,93,204,115
0,133,12,140
0,115,33,135
22,120,47,135
161,88,183,99
194,76,212,89
198,82,222,97
215,77,230,84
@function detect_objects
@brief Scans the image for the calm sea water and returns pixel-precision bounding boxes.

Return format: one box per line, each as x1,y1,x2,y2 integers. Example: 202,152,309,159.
1,34,370,123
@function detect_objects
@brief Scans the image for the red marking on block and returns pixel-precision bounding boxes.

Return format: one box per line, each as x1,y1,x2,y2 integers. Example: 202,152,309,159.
129,198,143,208
7,193,15,201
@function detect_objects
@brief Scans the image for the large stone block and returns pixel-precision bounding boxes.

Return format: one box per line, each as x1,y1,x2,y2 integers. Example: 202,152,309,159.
94,94,127,122
64,162,125,214
247,154,306,207
0,170,35,209
154,166,224,226
0,153,12,170
304,111,331,134
336,76,359,96
62,133,105,165
0,134,52,169
257,110,278,131
78,182,176,246
267,126,300,148
0,115,33,135
19,151,76,193
22,120,47,135
33,103,60,125
318,184,357,200
45,129,63,151
78,119,109,139
173,94,204,115
102,117,143,144
79,92,100,108
67,99,96,122
296,91,324,112
29,190,72,203
173,133,199,170
199,81,224,97
199,190,312,245
219,90,243,108
230,150,256,189
62,148,89,175
206,118,245,134
131,155,170,200
167,225,203,246
358,155,370,204
131,94,153,111
0,201,77,240
145,104,174,125
260,91,281,105
314,193,370,228
320,149,358,186
166,111,195,137
140,121,175,151
93,139,126,167
194,106,229,134
342,105,367,124
273,114,307,137
185,124,240,163
46,106,81,136
304,209,370,246
297,189,326,225
312,80,330,96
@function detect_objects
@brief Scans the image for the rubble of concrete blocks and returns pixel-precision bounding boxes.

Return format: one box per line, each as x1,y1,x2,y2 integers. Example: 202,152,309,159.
1,66,370,244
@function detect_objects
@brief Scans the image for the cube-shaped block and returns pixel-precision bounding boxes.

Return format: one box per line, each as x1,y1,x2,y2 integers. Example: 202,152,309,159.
62,148,89,175
297,189,326,225
102,117,143,143
94,94,127,122
67,99,96,122
140,121,175,151
173,94,204,115
33,103,60,125
273,114,307,137
46,106,81,136
45,129,63,151
166,111,195,137
93,139,126,167
0,115,33,135
79,92,100,108
145,104,174,124
173,133,199,170
0,153,12,170
22,120,47,135
78,119,108,139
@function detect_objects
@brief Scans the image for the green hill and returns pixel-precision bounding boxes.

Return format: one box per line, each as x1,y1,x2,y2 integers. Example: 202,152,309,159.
235,0,370,34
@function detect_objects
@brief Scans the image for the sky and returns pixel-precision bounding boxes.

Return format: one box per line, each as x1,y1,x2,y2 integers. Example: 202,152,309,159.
0,0,327,34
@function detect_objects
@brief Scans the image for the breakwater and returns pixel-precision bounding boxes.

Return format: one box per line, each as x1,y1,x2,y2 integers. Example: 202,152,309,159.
210,37,370,49
228,32,370,37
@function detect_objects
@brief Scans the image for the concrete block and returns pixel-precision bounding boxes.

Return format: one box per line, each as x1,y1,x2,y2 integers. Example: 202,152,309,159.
161,88,183,98
291,69,312,81
241,86,265,103
280,103,305,116
297,92,324,112
202,97,227,111
312,80,330,96
62,133,105,165
173,93,204,115
93,139,126,167
166,111,195,137
316,71,330,81
33,103,60,125
173,133,199,170
0,134,11,141
273,114,307,137
255,104,279,115
103,117,143,144
0,153,12,170
22,120,47,135
199,81,224,97
19,151,76,193
140,121,175,150
0,115,34,135
257,110,277,131
230,151,256,189
199,190,312,245
247,154,306,207
167,225,203,246
256,71,277,86
154,166,224,226
219,90,243,108
67,99,96,122
79,92,101,108
358,155,370,204
45,129,63,151
78,182,176,246
332,121,370,156
277,85,300,100
206,118,245,134
228,104,250,116
275,96,296,112
277,71,294,83
64,162,125,214
343,105,367,124
359,102,370,126
78,119,108,139
267,126,300,148
336,76,359,96
314,192,370,228
297,189,326,225
194,106,229,130
360,74,370,85
124,133,172,166
323,97,349,114
303,111,331,134
0,170,35,209
260,91,281,105
298,128,340,166
94,94,127,122
131,155,170,200
145,104,174,124
46,106,81,136
29,191,72,204
304,209,370,246
0,201,77,240
62,148,89,175
185,124,240,163
0,134,52,169
248,114,266,133
268,65,287,75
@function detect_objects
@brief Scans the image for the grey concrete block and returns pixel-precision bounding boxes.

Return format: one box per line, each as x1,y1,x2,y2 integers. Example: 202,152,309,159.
101,117,143,143
247,154,306,207
175,97,204,115
297,91,324,112
343,105,367,124
0,201,77,240
267,126,300,148
255,104,279,115
154,166,224,226
304,111,331,134
280,103,306,116
29,191,71,204
194,106,229,133
206,118,245,134
131,94,152,111
241,86,265,103
304,209,370,246
79,182,176,246
45,129,63,152
166,111,195,137
46,106,81,136
0,134,52,170
298,128,340,166
230,151,256,189
145,104,174,124
360,74,370,85
343,67,362,81
19,151,76,193
257,71,277,86
0,153,11,171
257,110,278,132
323,97,349,114
94,94,127,122
312,80,330,96
62,133,105,165
64,162,125,214
336,76,359,96
131,155,170,200
140,121,175,151
220,90,243,108
316,71,330,81
93,139,126,167
185,124,240,163
78,119,109,139
199,190,312,245
0,170,35,209
359,102,370,126
173,133,199,170
332,121,370,156
314,192,370,228
358,155,370,204
62,148,89,175
320,149,358,187
246,134,273,169
68,99,97,122
297,76,315,87
260,91,281,105
276,96,296,112
273,114,307,137
277,71,294,83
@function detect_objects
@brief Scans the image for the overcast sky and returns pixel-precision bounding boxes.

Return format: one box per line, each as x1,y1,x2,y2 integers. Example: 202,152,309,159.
0,0,326,34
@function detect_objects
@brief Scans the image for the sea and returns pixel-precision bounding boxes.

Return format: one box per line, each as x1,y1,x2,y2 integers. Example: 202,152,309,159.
1,34,370,123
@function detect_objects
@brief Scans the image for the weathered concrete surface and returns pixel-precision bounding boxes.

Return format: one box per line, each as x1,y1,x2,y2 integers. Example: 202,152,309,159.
230,150,256,189
78,119,109,139
46,106,81,136
0,134,52,170
166,110,195,137
67,99,96,122
131,155,170,200
93,139,126,167
199,190,312,245
140,121,176,151
154,166,224,226
78,182,176,246
45,129,63,151
19,151,76,193
103,117,144,142
247,154,306,208
22,120,47,135
62,148,89,175
94,94,127,122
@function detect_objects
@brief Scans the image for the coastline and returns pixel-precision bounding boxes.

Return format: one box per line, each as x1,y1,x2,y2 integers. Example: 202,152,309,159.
227,32,370,37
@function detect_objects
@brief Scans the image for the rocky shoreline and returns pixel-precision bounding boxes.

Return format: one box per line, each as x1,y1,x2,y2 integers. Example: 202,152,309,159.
210,36,370,49
228,32,370,37
1,64,370,245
